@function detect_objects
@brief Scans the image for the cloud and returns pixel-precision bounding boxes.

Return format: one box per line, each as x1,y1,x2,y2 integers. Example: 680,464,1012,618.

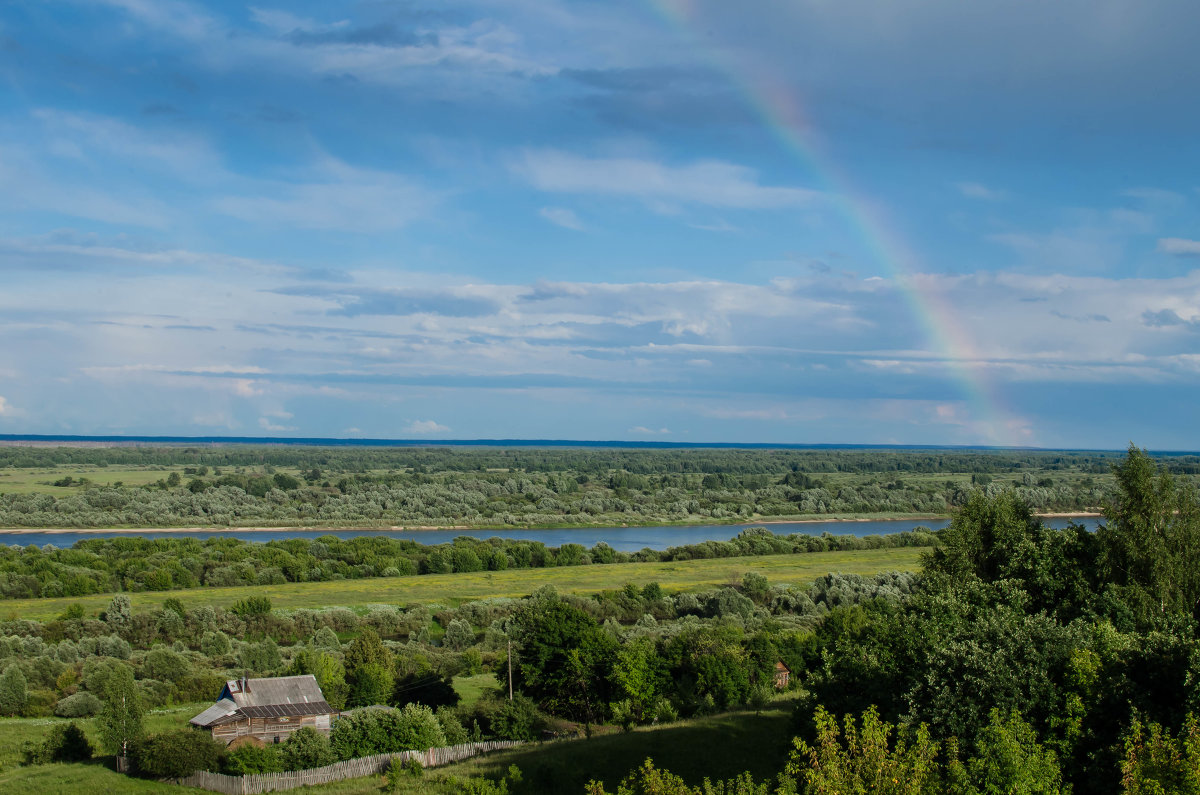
404,419,449,434
1158,238,1200,257
274,286,501,318
213,159,439,232
0,396,12,416
539,206,585,231
956,182,1006,200
258,416,297,432
1142,309,1193,328
629,426,670,434
512,150,821,210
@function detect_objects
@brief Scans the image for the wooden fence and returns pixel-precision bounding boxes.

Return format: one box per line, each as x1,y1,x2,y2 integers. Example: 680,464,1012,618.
176,740,523,794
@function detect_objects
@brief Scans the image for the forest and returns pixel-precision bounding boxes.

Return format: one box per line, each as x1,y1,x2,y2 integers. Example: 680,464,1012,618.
1,445,1197,792
0,445,1182,529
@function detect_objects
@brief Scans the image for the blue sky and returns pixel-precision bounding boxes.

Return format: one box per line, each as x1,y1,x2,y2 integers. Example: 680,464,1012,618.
1,0,1199,448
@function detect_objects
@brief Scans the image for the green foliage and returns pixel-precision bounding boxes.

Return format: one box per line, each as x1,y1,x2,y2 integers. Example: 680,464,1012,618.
279,726,335,771
787,706,942,795
224,742,282,775
142,647,191,683
230,595,272,617
488,694,544,741
54,690,102,717
21,721,93,765
512,595,618,725
328,704,448,760
1100,444,1200,626
131,729,224,778
238,637,282,674
0,663,29,716
97,663,144,757
967,709,1068,795
1120,714,1200,795
387,756,423,791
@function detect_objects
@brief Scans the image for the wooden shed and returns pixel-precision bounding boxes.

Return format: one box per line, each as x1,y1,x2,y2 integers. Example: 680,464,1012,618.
190,675,335,746
773,661,791,690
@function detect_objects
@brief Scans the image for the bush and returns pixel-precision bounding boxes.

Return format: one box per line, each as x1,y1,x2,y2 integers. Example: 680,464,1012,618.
224,742,282,775
394,703,447,751
231,596,272,617
280,726,335,771
55,691,103,717
22,721,93,765
489,694,543,741
132,729,224,778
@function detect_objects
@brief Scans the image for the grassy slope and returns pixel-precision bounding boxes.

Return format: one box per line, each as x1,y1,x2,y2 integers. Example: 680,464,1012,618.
0,548,922,621
0,704,797,794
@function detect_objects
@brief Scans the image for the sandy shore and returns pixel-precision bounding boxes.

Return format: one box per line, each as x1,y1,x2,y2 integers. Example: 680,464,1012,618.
0,512,1104,535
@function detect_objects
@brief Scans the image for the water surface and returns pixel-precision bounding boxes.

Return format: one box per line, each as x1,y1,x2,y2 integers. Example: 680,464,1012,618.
0,516,1100,552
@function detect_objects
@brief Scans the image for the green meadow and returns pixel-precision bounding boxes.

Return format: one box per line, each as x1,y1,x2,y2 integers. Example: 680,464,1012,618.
0,548,922,621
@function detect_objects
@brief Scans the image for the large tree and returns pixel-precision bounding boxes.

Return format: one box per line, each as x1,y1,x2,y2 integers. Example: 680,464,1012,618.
98,663,144,762
1099,444,1200,624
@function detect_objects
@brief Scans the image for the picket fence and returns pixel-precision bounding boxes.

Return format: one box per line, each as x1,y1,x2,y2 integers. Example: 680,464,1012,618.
176,740,523,794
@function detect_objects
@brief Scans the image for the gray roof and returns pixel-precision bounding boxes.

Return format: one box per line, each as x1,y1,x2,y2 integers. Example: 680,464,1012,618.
190,675,333,728
190,698,239,728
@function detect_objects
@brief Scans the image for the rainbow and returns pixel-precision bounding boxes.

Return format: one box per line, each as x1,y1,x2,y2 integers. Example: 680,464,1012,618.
647,0,1028,446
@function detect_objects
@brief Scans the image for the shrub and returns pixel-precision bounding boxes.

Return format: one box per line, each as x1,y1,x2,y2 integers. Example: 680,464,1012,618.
231,596,272,617
394,703,447,751
489,694,543,741
132,729,224,778
0,664,29,716
55,691,103,717
22,721,93,765
280,726,335,771
224,742,282,775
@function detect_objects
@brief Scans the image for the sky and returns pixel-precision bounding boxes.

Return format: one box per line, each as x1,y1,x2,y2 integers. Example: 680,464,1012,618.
1,0,1199,449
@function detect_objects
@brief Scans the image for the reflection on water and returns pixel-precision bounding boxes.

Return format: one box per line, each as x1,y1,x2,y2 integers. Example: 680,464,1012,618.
1,517,1100,552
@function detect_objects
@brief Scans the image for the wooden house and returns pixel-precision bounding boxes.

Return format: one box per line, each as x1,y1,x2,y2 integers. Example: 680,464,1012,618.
190,675,335,746
773,661,791,690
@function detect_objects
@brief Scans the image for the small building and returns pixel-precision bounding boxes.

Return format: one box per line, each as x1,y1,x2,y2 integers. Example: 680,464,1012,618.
773,661,791,690
190,675,335,746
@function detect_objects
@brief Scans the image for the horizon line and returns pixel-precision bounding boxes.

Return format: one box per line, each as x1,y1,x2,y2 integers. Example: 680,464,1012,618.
0,433,1184,455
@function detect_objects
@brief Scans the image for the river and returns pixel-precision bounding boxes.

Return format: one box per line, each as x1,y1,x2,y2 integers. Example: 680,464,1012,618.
0,516,1101,552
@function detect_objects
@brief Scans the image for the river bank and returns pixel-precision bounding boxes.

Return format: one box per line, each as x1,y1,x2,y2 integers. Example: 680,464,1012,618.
0,511,1101,536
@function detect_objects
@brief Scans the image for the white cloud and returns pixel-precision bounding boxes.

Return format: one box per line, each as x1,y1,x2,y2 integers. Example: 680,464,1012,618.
629,426,670,434
258,416,296,432
0,396,12,416
404,419,450,434
234,379,264,397
1158,238,1200,257
956,181,1006,200
213,159,439,232
513,150,821,209
539,206,585,231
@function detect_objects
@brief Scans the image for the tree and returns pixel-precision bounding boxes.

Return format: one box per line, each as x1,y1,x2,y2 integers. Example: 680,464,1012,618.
1100,444,1200,624
511,596,618,725
968,709,1068,795
1120,713,1200,795
0,664,29,716
345,629,394,707
106,594,131,632
98,663,144,761
787,706,942,795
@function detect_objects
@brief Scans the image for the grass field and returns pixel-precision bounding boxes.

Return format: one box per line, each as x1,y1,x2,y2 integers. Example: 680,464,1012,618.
0,548,922,621
0,703,207,768
0,702,797,794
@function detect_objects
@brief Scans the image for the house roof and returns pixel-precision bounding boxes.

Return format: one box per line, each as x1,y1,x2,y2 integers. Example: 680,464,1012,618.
190,675,333,728
190,697,239,728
